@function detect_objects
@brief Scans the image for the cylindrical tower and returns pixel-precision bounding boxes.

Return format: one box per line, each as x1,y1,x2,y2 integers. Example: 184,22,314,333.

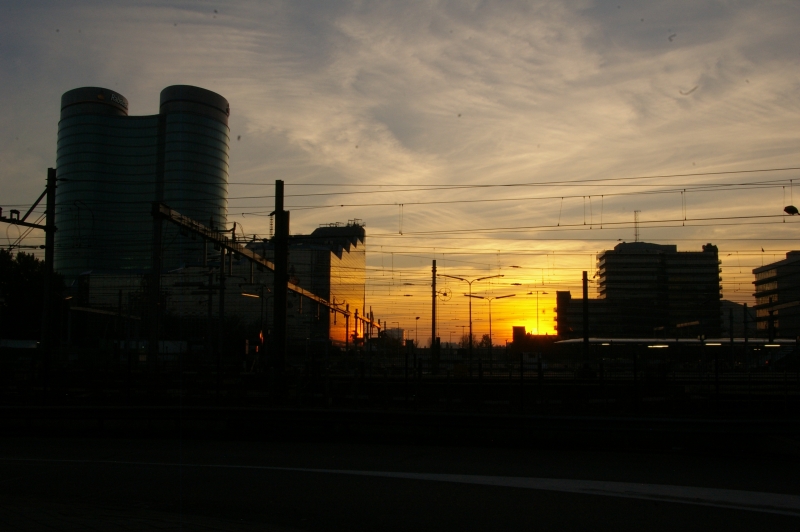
54,86,231,304
159,85,230,269
55,87,159,283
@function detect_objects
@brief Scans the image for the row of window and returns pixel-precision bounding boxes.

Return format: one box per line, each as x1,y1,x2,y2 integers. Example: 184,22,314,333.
59,119,230,144
60,112,228,132
58,134,159,149
58,139,228,160
755,281,778,292
55,161,229,180
755,269,777,281
57,150,229,172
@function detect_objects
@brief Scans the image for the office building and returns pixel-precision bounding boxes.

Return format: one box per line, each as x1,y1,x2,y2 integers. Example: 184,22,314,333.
752,251,800,338
556,242,722,338
55,85,230,284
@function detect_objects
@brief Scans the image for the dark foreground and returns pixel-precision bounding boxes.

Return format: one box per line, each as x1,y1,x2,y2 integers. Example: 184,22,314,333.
1,409,800,531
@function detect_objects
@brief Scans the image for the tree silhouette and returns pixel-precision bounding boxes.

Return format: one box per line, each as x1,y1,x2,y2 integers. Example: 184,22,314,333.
0,250,62,340
459,333,476,349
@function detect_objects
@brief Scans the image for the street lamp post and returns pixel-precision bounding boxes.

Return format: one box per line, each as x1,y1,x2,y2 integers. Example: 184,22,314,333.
465,294,515,361
438,274,503,365
527,291,549,334
415,316,420,347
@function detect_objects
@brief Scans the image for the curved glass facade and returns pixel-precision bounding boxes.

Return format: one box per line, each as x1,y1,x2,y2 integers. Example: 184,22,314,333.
54,86,230,284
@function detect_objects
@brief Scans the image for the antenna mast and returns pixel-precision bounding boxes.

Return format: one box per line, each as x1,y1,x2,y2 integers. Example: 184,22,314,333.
634,210,640,242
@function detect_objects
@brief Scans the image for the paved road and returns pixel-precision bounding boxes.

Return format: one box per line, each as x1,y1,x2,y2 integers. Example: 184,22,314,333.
1,436,799,530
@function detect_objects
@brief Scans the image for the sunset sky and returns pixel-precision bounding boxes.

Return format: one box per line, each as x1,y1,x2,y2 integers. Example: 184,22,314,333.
2,1,799,343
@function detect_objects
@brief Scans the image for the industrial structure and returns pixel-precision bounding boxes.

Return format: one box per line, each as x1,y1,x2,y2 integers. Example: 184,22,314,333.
247,221,368,348
48,85,371,358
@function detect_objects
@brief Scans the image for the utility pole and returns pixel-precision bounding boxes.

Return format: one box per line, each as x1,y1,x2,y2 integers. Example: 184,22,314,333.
354,308,359,348
150,134,166,373
730,308,734,369
432,260,437,372
743,303,749,371
218,245,226,397
273,180,289,376
42,168,57,392
345,304,350,351
0,170,57,392
149,202,164,371
207,271,214,359
582,271,589,357
0,170,58,392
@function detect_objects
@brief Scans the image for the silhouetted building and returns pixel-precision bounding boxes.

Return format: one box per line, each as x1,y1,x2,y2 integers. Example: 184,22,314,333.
720,300,754,338
753,251,800,338
557,242,722,338
52,85,232,351
512,326,526,344
55,86,230,285
509,326,558,357
248,221,367,348
383,328,405,342
52,86,369,353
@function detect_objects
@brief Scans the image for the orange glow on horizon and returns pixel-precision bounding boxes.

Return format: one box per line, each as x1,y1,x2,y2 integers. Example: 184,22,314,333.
432,297,556,344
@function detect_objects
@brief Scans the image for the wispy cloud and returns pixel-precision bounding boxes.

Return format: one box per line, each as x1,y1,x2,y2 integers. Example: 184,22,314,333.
1,0,799,335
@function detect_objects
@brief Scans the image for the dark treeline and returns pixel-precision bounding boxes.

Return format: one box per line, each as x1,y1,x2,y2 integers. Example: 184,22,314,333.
0,250,62,340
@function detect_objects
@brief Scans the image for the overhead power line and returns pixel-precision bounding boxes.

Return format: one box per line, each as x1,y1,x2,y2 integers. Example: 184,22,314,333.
367,213,798,237
228,165,800,188
237,182,790,213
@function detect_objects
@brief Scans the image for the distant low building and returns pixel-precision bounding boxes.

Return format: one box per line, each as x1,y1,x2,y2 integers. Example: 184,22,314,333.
383,328,404,342
509,325,558,355
719,299,756,338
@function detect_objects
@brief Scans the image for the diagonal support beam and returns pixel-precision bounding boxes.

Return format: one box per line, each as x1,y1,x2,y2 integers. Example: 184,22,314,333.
152,203,380,329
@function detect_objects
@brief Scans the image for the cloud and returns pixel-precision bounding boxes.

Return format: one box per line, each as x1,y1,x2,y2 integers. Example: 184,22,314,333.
1,0,799,330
